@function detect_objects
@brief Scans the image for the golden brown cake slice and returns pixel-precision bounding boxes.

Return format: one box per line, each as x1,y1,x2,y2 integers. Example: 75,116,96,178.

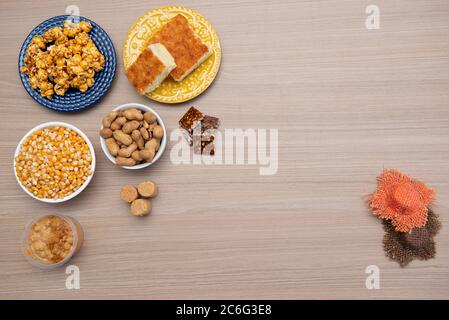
125,43,176,94
147,14,212,82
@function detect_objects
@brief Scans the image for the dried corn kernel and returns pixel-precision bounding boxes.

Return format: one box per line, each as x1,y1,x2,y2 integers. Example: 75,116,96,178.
15,126,92,200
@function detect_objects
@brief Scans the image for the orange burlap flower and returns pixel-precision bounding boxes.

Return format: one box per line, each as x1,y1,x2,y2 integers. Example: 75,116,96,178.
370,169,434,232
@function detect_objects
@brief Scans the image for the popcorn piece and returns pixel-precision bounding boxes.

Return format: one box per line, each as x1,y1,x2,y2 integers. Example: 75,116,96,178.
21,21,105,98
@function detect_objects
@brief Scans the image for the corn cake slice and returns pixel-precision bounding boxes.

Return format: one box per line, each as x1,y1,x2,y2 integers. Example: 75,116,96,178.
147,14,212,82
126,43,176,94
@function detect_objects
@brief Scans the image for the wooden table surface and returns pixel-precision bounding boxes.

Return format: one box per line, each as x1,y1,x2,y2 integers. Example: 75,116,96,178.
1,0,448,300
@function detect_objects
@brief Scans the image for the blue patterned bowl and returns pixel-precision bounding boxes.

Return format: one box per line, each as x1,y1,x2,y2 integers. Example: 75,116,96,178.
18,15,117,112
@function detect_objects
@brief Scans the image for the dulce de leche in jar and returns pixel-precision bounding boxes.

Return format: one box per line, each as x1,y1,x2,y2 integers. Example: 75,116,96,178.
22,214,84,269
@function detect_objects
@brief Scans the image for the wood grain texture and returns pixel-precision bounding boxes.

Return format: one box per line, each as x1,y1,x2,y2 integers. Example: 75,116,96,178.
1,0,449,299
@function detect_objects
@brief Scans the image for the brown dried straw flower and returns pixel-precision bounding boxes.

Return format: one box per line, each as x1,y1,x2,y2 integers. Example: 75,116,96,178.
383,209,441,267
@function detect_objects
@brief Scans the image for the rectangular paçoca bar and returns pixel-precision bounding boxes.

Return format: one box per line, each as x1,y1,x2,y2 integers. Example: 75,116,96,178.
147,14,212,82
125,43,176,94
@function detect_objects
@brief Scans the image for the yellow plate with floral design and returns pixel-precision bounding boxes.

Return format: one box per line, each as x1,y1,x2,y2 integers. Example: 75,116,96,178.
123,6,221,104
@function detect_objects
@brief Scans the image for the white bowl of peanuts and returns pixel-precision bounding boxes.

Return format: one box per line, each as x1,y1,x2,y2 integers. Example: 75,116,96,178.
14,122,95,203
99,103,167,170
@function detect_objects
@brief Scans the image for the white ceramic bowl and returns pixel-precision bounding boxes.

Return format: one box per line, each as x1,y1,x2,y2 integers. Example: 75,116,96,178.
99,103,167,170
14,122,96,203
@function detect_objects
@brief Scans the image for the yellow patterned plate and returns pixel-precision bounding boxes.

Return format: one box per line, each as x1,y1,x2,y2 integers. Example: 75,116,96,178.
123,6,221,104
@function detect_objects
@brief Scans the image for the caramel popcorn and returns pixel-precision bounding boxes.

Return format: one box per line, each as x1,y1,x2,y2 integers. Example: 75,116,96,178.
15,126,92,200
20,20,105,99
26,215,74,264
